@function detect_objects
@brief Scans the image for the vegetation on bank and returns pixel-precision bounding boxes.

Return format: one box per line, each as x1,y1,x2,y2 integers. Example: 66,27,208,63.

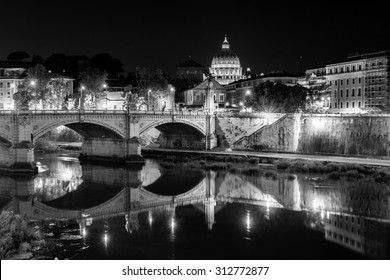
0,211,46,260
144,152,390,183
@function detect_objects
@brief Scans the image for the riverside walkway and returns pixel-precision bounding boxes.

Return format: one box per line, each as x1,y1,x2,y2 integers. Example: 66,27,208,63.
142,147,390,167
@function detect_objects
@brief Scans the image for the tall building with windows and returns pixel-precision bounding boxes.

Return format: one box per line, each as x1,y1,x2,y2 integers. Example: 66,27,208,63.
209,35,244,85
0,61,30,110
326,50,390,113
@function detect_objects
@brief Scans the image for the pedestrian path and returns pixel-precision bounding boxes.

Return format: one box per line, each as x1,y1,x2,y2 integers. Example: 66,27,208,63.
142,147,390,167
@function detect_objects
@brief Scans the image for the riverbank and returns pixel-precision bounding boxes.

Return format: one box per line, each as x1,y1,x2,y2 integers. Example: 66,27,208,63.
142,147,390,167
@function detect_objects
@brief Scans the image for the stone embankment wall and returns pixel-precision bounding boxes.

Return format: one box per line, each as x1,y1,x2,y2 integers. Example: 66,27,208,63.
218,114,390,158
298,114,390,157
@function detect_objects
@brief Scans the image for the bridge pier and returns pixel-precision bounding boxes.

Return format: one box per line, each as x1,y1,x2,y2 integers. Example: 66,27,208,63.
0,142,37,174
79,137,144,164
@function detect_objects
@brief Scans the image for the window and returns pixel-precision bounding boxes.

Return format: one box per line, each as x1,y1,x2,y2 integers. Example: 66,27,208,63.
358,88,361,96
7,82,10,88
219,94,224,101
352,65,356,71
346,102,349,108
346,79,349,85
7,92,10,98
346,66,350,72
334,90,337,97
341,102,343,108
358,102,361,107
358,78,361,83
352,89,355,96
335,103,338,108
0,103,3,109
346,89,349,97
340,89,343,97
352,78,355,84
329,81,332,86
0,83,3,87
358,65,362,70
352,102,355,108
341,80,343,85
0,92,3,98
335,80,338,86
195,94,200,101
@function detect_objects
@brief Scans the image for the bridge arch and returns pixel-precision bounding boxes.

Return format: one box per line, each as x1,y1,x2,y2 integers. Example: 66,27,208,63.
139,119,206,136
33,119,125,142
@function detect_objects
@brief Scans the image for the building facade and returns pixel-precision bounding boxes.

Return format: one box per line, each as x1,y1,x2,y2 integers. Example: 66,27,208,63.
209,36,244,85
325,50,390,113
225,72,300,107
183,78,226,109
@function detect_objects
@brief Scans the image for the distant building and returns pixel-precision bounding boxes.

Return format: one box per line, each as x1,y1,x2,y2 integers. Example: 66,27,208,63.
0,61,30,110
325,50,390,113
209,35,244,85
225,71,300,107
297,66,331,112
183,78,226,109
176,57,205,82
0,60,74,110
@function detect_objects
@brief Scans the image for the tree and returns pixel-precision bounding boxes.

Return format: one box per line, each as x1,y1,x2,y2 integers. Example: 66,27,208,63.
7,51,29,61
49,77,72,109
90,53,124,78
79,68,108,109
135,67,170,110
247,81,308,113
44,54,71,75
26,64,51,109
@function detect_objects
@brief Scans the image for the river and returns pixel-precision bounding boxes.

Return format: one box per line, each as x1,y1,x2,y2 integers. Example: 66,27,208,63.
0,152,389,260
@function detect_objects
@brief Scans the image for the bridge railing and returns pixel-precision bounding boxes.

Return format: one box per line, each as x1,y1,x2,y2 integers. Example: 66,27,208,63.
0,109,211,116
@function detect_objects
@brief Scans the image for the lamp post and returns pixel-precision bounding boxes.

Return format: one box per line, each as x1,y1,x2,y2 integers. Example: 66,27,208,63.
30,80,36,111
170,86,175,112
80,85,85,110
245,90,251,112
103,84,107,110
148,89,151,111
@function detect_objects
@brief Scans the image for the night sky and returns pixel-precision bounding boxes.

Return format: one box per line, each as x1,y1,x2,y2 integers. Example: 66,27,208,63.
1,1,389,76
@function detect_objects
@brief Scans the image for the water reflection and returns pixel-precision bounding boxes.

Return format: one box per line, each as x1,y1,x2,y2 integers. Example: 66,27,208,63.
0,153,389,259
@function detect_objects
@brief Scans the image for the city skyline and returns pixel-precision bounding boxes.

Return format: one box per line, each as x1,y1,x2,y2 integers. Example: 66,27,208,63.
1,2,389,76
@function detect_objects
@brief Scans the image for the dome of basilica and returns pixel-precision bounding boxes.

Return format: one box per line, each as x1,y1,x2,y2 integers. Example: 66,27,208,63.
209,35,243,85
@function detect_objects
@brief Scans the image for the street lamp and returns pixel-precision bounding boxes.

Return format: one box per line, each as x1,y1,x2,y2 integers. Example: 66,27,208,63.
80,85,85,110
148,89,151,110
30,80,36,110
103,84,107,110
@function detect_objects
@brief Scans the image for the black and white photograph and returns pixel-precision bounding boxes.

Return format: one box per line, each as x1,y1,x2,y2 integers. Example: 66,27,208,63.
0,1,389,279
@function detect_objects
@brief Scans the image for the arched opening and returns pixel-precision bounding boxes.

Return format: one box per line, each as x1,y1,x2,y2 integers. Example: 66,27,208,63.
141,122,205,150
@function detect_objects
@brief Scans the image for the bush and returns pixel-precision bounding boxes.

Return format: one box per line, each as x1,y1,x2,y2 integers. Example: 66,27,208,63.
0,211,44,260
248,157,260,164
160,162,176,169
345,170,364,181
276,161,290,170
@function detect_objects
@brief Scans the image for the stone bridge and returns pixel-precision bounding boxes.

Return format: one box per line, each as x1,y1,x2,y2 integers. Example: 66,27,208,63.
0,109,217,172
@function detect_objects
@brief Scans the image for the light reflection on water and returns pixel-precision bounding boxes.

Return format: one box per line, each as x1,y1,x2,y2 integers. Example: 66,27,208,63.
0,152,389,260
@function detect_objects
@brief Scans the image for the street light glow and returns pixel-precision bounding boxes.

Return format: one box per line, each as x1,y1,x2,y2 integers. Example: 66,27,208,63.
30,81,36,86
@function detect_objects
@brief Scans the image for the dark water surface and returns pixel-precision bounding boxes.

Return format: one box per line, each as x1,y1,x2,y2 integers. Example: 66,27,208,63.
1,152,389,260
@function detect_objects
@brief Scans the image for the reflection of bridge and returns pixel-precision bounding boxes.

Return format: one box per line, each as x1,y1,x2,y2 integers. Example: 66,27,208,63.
0,110,217,172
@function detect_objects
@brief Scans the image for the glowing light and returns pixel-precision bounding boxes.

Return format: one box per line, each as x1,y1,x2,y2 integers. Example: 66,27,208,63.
30,81,36,86
10,83,15,88
149,217,153,225
320,209,325,220
225,102,229,106
246,212,251,230
103,84,107,89
239,102,244,106
104,233,108,246
326,211,330,220
81,86,85,90
245,90,251,95
171,218,175,229
82,228,87,237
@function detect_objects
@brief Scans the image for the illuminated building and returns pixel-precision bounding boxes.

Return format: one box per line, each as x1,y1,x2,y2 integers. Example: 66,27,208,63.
183,78,226,109
225,71,300,108
325,50,390,113
209,35,244,85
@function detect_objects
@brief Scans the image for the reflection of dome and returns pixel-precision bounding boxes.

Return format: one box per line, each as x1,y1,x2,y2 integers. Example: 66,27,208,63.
209,35,243,85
